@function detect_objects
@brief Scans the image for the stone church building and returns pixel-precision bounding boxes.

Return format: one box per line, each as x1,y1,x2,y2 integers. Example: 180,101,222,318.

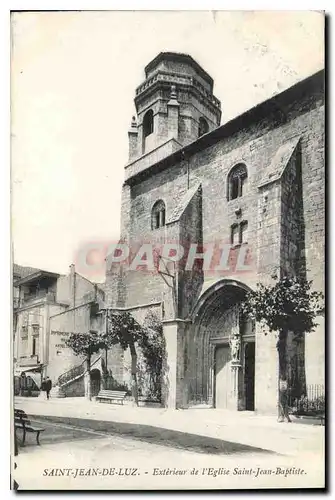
104,52,324,414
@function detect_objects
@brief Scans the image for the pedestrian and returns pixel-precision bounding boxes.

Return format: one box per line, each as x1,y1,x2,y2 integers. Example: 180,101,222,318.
45,376,52,400
278,376,291,423
41,378,46,399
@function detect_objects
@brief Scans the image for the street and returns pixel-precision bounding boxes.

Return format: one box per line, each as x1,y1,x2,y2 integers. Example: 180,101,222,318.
12,397,325,490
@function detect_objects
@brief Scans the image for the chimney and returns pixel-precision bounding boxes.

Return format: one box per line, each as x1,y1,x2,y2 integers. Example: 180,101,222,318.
69,263,76,308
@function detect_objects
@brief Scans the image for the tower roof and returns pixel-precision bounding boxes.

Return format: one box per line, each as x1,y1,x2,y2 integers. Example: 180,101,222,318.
126,69,324,186
144,52,214,90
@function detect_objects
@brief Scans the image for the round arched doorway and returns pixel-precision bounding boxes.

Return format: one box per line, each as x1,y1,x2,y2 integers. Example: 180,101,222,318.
187,279,255,410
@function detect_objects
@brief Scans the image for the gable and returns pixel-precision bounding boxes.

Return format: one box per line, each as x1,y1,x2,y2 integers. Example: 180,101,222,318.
257,136,301,189
166,183,202,225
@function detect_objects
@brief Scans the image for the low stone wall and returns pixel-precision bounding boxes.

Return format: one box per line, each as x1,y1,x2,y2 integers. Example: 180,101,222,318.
63,376,85,397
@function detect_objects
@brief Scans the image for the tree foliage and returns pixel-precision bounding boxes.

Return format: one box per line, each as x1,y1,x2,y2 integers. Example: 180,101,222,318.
105,311,144,406
240,275,324,420
241,275,324,338
65,330,105,357
105,310,165,403
105,311,144,349
64,310,166,405
140,311,166,401
64,330,105,400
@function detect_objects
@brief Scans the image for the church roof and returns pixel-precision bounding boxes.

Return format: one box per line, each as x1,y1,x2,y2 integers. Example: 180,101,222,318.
144,52,214,88
257,136,301,188
166,183,202,225
125,69,324,187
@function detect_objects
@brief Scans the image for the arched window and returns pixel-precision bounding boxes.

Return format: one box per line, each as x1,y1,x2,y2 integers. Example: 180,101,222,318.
143,109,154,139
151,200,166,230
142,109,154,153
198,117,209,137
227,163,248,200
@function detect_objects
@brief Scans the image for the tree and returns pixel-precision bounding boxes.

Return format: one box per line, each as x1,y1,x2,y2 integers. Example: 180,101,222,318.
241,275,324,420
106,311,144,406
141,311,166,401
64,330,105,400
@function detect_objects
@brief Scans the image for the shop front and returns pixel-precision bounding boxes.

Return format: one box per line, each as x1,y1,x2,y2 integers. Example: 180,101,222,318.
14,365,43,397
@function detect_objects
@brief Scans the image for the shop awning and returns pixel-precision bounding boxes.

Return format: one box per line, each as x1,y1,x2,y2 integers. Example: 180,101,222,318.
14,369,42,389
26,372,42,389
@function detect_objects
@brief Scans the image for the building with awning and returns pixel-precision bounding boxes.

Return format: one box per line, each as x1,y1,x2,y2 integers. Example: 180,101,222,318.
13,263,105,396
14,365,42,376
14,366,43,396
13,265,65,394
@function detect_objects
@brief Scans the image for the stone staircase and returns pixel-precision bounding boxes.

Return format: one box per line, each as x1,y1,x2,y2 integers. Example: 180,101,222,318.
50,355,102,398
49,385,66,398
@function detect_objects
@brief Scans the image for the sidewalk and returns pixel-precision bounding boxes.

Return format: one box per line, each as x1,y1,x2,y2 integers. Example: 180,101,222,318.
14,396,324,457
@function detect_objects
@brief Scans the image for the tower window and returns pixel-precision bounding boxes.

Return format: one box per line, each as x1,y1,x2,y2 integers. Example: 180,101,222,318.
143,109,154,139
142,109,154,154
240,221,248,244
151,200,166,230
231,221,248,246
227,163,248,200
198,117,209,137
231,224,240,246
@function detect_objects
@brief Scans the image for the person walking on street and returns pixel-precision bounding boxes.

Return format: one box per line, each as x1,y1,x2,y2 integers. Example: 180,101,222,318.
45,376,52,400
278,376,291,423
41,378,46,399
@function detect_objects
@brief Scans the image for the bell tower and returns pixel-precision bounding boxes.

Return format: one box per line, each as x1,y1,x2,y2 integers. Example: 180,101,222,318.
127,52,221,162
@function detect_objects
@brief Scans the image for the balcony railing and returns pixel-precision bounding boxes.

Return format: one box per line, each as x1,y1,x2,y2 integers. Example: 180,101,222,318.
19,355,40,366
20,290,56,306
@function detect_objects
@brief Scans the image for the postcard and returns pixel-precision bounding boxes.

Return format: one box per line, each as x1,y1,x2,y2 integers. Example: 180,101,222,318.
11,10,325,490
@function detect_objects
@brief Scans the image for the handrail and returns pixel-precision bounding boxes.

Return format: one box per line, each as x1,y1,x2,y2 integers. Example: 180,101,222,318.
58,360,86,386
57,354,102,387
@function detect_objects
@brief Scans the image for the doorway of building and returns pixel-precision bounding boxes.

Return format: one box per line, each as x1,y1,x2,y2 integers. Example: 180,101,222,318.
244,342,255,411
90,369,101,397
214,345,231,409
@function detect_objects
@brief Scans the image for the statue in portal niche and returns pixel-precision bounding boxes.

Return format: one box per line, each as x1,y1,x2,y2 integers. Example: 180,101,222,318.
229,335,241,364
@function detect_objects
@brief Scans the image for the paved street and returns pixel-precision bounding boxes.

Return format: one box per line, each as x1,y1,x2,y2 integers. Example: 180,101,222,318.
12,397,325,490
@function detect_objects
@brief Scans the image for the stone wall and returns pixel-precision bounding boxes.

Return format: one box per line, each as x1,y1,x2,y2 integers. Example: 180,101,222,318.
104,71,325,407
63,375,85,397
176,185,203,319
254,324,278,414
109,92,324,313
48,302,104,384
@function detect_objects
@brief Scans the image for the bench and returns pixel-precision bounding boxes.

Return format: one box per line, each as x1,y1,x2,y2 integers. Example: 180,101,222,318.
96,390,127,405
14,409,45,446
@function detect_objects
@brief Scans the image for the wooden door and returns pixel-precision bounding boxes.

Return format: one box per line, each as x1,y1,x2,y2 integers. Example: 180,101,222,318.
244,342,255,411
215,345,231,409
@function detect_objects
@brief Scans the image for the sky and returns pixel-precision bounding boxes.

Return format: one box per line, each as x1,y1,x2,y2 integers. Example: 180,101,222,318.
11,10,324,280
